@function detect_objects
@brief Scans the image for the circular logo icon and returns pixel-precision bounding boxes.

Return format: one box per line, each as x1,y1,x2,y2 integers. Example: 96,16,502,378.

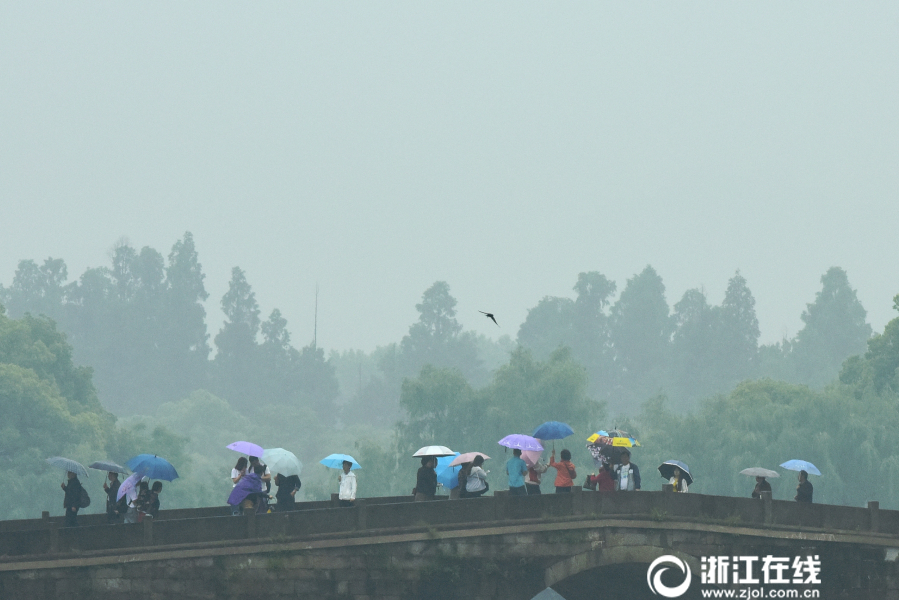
646,555,692,598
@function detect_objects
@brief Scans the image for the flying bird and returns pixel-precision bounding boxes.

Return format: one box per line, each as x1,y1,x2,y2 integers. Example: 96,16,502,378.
479,311,499,326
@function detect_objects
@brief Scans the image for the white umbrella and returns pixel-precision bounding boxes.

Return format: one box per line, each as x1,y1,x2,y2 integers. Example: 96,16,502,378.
117,469,148,502
46,457,89,478
262,448,303,477
740,468,780,478
413,445,455,457
89,461,128,474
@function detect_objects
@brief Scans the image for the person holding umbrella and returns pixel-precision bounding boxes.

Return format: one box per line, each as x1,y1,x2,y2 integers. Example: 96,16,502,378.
103,472,123,523
549,449,577,493
465,455,489,498
752,476,772,499
61,471,85,527
505,449,528,496
414,457,438,501
338,460,357,506
795,470,813,503
274,474,301,511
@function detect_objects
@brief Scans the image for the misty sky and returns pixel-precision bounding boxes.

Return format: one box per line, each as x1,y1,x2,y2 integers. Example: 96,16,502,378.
2,3,897,353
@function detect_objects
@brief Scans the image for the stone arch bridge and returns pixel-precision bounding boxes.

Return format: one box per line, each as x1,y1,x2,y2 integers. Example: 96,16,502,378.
2,490,898,599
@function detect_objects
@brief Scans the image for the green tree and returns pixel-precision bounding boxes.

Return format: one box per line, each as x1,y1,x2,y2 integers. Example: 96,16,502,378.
398,282,483,381
865,316,899,394
0,257,70,323
792,267,871,387
517,296,574,360
714,271,760,380
162,232,211,399
668,288,718,407
610,266,671,409
213,267,261,411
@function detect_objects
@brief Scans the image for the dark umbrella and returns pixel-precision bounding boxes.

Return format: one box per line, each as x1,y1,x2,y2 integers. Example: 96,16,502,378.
658,460,693,486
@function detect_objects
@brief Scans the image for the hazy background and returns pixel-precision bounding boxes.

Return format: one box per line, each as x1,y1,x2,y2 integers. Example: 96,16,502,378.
2,2,897,352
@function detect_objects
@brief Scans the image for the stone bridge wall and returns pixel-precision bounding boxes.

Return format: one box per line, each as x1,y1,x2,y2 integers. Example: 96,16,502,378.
2,492,899,599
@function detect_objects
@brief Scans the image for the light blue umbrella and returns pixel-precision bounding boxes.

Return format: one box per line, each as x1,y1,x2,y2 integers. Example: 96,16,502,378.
125,454,179,481
320,454,361,470
780,460,821,476
435,452,461,490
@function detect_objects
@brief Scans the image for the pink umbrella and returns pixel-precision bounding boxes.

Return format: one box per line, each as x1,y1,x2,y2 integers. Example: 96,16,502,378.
449,452,491,467
521,449,544,467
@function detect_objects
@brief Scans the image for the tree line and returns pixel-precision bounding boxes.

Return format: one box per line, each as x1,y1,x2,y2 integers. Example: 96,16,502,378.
0,234,873,422
0,233,890,518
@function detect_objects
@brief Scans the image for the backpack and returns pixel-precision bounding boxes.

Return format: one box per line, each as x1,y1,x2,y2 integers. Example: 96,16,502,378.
78,486,91,509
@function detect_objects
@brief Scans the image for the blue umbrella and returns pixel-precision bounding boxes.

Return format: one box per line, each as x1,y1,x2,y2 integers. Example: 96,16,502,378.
435,453,461,490
319,454,361,470
658,460,694,485
780,460,821,476
531,421,574,441
125,454,179,481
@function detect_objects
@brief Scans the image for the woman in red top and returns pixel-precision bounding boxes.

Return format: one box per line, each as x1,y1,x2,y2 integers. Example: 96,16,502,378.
549,449,576,493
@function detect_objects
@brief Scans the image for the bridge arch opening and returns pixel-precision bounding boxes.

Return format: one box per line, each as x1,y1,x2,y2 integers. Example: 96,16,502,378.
543,545,707,600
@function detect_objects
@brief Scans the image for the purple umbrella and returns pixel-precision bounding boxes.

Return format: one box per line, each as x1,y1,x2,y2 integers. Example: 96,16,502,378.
498,434,544,452
227,441,264,458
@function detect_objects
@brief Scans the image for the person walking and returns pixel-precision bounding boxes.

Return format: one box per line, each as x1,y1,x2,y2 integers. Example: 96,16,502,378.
338,460,356,507
103,472,123,523
549,449,577,493
613,450,641,491
505,449,528,496
414,457,438,501
752,476,772,499
795,470,813,503
61,471,84,527
465,455,489,498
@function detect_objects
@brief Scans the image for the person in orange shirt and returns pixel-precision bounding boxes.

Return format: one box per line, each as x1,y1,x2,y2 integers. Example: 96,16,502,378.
549,449,577,493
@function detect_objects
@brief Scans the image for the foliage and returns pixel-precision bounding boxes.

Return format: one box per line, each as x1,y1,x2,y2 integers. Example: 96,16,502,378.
635,366,899,508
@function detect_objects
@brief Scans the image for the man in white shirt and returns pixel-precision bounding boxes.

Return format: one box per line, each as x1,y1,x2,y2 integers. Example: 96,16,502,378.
338,461,356,507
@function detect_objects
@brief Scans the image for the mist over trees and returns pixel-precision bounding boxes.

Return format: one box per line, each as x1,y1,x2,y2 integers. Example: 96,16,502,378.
2,233,894,518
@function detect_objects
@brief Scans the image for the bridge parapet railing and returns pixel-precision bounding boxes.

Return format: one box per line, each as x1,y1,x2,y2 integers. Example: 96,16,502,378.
1,492,896,560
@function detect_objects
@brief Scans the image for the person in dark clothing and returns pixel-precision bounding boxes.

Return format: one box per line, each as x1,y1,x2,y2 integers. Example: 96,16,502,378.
147,482,163,518
752,476,772,499
274,474,301,511
414,457,438,501
61,471,83,527
103,472,122,523
795,470,813,503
